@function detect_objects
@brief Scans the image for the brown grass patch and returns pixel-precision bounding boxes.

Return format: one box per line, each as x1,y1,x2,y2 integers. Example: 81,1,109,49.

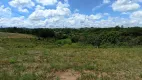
55,70,80,80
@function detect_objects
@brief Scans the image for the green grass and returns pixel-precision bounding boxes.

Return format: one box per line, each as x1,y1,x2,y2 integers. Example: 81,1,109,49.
0,32,142,80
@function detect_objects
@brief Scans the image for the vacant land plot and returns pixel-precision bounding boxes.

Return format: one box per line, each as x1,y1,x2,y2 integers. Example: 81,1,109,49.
0,33,142,80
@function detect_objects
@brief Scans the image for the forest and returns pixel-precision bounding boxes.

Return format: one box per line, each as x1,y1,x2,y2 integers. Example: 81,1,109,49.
0,26,142,48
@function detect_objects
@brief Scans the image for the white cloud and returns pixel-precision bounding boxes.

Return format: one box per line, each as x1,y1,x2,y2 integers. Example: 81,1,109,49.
130,10,142,19
9,0,35,13
130,11,142,25
57,1,70,8
0,5,11,18
0,16,28,27
104,13,110,16
9,0,35,8
92,0,110,12
28,2,105,28
121,12,131,15
68,13,103,27
44,13,104,28
103,0,110,4
29,1,71,21
74,9,79,13
92,4,104,11
0,13,141,28
18,8,29,13
35,5,45,10
36,0,57,6
89,14,103,20
1,0,142,28
0,16,47,28
133,0,142,2
138,0,142,2
92,17,136,27
0,0,121,28
112,0,140,12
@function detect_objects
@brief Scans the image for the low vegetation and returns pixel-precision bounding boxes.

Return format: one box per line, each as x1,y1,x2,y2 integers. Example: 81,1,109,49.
0,32,142,80
0,26,142,80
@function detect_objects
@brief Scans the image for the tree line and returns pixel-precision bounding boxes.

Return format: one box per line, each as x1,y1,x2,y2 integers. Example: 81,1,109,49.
0,26,142,47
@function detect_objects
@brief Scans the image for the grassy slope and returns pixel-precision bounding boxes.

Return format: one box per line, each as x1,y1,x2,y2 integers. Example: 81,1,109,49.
0,32,142,80
0,32,35,38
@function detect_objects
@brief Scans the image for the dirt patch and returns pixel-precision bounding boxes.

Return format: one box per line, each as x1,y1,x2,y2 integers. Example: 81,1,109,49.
55,70,80,80
83,70,95,74
0,60,10,65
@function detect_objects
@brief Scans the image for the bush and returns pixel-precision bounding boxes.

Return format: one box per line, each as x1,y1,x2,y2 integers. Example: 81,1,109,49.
37,29,55,38
55,38,72,46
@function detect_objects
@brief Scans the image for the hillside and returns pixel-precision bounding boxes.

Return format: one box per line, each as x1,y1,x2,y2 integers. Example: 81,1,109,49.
0,37,142,80
1,27,142,47
0,32,35,38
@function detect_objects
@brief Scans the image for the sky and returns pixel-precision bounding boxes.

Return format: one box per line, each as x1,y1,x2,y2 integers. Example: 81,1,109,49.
0,0,142,28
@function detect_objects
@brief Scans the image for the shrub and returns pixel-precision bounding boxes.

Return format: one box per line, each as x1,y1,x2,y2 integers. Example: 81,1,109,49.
9,58,17,64
55,38,72,46
37,29,55,38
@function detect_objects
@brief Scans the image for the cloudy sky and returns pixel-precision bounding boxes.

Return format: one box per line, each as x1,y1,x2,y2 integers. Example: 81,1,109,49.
0,0,142,28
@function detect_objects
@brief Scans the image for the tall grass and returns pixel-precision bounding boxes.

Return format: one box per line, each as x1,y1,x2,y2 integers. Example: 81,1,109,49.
0,37,142,80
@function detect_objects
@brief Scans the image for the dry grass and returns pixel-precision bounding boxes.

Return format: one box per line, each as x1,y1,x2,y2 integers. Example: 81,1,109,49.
0,32,142,80
0,32,34,38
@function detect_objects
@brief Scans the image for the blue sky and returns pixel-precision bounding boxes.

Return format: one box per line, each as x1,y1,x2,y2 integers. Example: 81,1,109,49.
0,0,142,28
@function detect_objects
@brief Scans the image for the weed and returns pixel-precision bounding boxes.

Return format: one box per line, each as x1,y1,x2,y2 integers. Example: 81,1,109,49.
19,73,37,80
140,73,142,78
55,76,60,80
9,57,17,64
13,64,26,72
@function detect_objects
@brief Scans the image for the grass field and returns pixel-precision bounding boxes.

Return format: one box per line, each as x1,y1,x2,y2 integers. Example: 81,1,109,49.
0,32,34,38
0,32,142,80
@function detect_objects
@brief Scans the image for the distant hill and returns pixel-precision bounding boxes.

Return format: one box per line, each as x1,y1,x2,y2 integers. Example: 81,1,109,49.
0,32,35,38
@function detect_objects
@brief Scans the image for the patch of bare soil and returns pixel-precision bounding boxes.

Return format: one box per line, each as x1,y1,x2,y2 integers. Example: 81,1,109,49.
55,70,80,80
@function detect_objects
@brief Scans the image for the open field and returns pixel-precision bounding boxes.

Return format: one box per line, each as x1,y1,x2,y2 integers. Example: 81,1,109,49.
0,32,35,38
0,32,142,80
